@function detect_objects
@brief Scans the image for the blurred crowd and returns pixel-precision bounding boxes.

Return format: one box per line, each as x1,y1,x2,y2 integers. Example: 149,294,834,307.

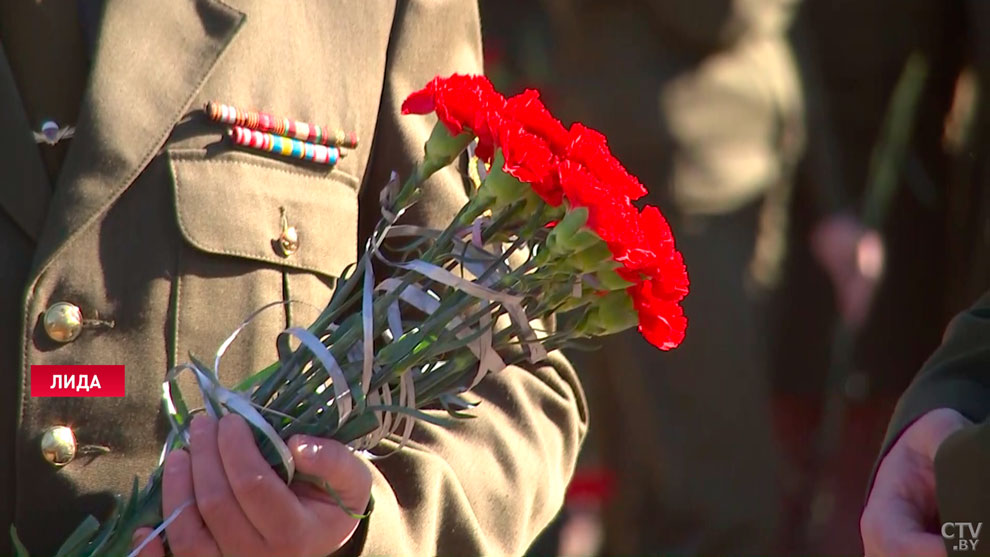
479,0,990,555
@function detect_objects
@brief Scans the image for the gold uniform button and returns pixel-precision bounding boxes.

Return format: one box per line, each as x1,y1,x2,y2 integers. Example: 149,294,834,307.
41,426,76,466
43,302,84,343
276,225,299,257
274,208,299,257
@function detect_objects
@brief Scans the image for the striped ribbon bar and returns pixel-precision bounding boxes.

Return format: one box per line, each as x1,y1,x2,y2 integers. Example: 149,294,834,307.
207,101,358,148
229,126,341,165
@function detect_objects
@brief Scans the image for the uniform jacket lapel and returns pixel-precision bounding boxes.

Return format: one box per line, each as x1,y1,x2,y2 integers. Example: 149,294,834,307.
32,0,245,273
0,43,52,242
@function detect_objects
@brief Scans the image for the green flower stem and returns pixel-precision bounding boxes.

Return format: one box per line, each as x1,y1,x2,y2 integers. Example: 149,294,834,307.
268,312,367,414
278,202,545,435
28,122,643,557
273,196,529,423
80,159,579,556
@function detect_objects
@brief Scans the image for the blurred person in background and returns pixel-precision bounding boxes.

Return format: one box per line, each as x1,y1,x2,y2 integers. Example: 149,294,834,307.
779,0,987,552
484,0,987,553
484,0,876,554
859,1,990,555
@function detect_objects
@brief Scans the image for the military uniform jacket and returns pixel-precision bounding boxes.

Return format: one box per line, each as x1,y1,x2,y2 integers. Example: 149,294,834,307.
0,1,588,555
872,290,990,556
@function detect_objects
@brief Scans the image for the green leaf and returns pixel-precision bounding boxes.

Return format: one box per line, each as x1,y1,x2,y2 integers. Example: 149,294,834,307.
439,406,477,420
438,393,479,419
376,330,428,366
331,411,380,443
233,359,280,392
168,383,190,422
52,515,100,557
188,354,225,417
292,472,370,519
10,526,30,557
255,334,297,406
349,381,367,415
82,510,122,557
364,404,457,428
126,478,141,515
326,261,358,308
92,484,163,557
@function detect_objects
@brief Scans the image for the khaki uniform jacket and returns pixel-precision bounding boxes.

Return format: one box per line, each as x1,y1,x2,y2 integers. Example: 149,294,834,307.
0,2,588,555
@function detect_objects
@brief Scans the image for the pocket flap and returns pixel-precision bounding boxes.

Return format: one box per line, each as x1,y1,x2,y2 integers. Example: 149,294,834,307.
169,150,358,279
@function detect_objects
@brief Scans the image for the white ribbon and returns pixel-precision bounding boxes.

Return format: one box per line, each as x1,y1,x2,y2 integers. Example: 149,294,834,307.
361,254,375,397
161,300,330,488
165,361,296,483
158,178,547,480
393,259,547,363
375,277,507,391
282,327,353,429
125,500,194,557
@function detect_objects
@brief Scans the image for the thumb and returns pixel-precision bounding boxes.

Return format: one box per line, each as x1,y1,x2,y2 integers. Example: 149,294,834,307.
288,435,372,511
862,410,970,556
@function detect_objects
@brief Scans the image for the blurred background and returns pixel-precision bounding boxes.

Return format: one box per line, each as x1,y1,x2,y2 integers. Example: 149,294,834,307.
478,0,990,555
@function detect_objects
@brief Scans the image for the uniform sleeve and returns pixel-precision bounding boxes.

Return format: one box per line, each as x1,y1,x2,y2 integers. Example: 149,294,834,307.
348,1,590,555
933,421,990,557
869,290,990,496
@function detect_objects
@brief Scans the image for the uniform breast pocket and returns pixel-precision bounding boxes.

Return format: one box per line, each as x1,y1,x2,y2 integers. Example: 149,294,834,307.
168,149,359,386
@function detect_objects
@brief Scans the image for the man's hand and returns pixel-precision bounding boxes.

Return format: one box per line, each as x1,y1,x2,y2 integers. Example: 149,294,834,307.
810,213,885,329
132,414,372,557
861,408,973,557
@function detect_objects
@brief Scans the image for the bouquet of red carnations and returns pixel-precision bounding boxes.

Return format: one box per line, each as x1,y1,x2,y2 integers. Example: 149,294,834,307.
16,75,688,557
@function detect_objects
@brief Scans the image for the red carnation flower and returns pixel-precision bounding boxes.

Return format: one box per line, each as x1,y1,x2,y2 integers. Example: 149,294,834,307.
495,118,562,206
557,160,688,349
402,74,505,161
557,162,661,289
638,207,689,302
619,208,686,282
621,253,688,304
504,89,571,156
402,75,689,350
558,160,610,208
614,208,689,315
628,280,687,350
655,250,690,302
566,124,647,201
558,161,636,249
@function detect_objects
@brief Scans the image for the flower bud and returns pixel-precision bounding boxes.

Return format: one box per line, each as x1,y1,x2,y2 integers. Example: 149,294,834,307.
555,293,589,313
570,242,614,272
596,267,635,291
423,122,473,174
480,150,530,208
585,291,637,334
547,207,597,254
551,206,588,244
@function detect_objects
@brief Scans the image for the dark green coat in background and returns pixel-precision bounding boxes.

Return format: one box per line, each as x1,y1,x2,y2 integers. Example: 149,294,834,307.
870,1,990,554
874,288,990,557
0,1,587,555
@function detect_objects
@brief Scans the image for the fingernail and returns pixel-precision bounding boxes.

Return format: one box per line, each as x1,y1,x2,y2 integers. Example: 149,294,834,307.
293,436,321,461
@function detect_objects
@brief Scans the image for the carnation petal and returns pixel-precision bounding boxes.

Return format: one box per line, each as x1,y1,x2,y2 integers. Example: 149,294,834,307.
567,123,647,200
506,89,570,155
401,87,438,115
